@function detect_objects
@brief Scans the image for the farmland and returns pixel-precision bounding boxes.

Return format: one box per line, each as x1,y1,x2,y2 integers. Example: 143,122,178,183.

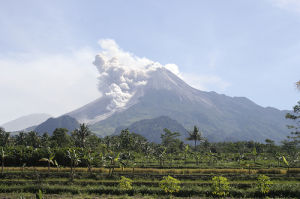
0,167,299,198
0,123,300,198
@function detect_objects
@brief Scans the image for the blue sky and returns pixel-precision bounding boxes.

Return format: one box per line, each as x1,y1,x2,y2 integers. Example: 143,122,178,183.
0,0,299,124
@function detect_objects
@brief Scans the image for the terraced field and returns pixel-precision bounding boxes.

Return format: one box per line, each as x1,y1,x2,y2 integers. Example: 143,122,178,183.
0,168,299,198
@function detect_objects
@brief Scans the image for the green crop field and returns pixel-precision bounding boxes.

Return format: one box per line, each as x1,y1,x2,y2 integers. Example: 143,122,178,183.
0,120,299,198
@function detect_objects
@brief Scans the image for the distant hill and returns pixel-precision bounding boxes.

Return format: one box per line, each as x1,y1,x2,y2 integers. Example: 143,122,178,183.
114,116,189,143
34,115,79,135
1,113,51,132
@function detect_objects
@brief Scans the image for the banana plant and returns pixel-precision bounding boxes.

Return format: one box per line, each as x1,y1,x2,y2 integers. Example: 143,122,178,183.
282,155,289,172
183,145,190,165
67,149,81,175
83,149,94,173
0,147,6,173
39,148,55,173
106,150,119,177
53,160,60,172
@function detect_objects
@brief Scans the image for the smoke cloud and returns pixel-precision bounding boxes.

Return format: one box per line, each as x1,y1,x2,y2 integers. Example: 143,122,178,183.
93,39,179,111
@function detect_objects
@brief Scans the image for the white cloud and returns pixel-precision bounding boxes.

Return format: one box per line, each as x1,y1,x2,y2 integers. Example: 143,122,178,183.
269,0,300,12
165,64,180,76
0,48,99,124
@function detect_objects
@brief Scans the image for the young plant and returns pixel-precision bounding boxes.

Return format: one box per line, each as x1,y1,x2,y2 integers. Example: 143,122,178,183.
83,149,94,173
211,176,230,197
36,189,43,199
53,160,60,172
119,176,133,191
67,149,81,175
159,175,181,194
257,174,272,195
282,155,289,172
106,150,119,176
39,147,55,173
0,148,6,173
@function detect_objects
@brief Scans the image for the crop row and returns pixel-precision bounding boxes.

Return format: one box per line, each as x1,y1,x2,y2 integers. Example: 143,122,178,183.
2,167,300,174
0,183,299,198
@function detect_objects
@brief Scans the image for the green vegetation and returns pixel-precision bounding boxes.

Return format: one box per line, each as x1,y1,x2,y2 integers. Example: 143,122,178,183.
256,174,272,195
119,176,133,191
0,92,299,198
211,176,230,197
159,176,181,194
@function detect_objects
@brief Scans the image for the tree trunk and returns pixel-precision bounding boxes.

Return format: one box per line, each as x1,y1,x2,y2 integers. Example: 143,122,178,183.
70,162,73,174
1,159,3,174
48,162,50,173
194,140,197,151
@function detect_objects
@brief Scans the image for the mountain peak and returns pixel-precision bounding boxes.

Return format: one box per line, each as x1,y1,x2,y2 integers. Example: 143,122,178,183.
1,113,51,132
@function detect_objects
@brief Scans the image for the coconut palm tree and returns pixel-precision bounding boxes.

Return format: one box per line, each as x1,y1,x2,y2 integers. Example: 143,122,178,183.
186,126,205,151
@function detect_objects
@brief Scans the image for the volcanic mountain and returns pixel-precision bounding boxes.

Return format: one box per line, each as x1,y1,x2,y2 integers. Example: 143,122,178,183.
67,67,289,142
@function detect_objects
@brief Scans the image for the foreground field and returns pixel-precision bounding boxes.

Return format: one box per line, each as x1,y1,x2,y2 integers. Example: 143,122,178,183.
0,167,299,198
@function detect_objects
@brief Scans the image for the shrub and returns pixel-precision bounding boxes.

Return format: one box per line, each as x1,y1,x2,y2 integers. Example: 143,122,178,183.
211,176,230,197
159,176,181,194
256,174,272,194
119,176,133,191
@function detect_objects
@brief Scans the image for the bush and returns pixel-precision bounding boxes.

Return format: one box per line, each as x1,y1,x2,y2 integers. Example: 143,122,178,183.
159,176,181,194
256,174,272,195
119,176,133,191
211,176,230,197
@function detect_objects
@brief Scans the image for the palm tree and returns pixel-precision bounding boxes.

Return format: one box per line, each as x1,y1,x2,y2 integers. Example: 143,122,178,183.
0,128,9,147
72,124,91,148
186,126,205,151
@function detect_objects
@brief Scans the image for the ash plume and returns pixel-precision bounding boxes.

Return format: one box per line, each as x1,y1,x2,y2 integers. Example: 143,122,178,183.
93,39,179,111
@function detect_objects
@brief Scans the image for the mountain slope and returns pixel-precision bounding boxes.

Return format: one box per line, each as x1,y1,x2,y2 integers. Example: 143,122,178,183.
1,113,51,132
34,115,79,135
114,116,189,143
68,68,289,142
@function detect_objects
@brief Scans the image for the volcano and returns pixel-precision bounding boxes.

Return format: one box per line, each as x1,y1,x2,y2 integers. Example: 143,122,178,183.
67,66,289,142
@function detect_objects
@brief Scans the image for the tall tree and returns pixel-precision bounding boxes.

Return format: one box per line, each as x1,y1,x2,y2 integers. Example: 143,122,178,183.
119,129,133,150
285,81,300,148
161,128,182,153
41,133,51,147
15,132,27,146
51,128,71,147
72,124,91,148
186,126,205,151
0,128,9,147
285,103,300,143
25,131,41,148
